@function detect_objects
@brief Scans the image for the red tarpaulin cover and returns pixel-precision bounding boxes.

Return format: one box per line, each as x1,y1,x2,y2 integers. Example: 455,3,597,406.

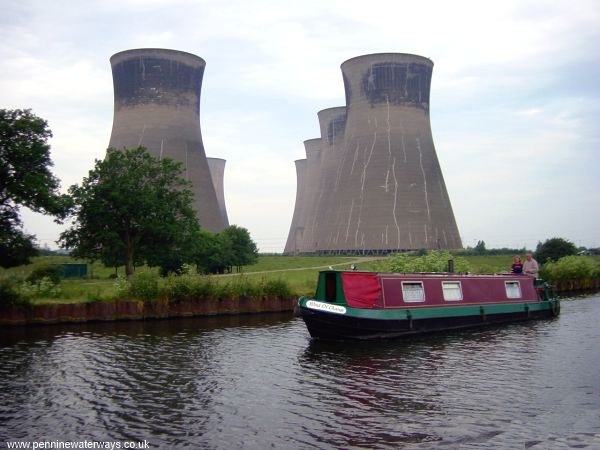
341,272,381,308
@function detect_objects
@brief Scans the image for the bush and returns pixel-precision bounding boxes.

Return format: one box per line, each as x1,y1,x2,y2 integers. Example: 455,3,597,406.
261,278,292,297
162,273,214,302
540,255,600,282
386,251,471,273
19,277,62,299
113,275,130,299
26,264,60,285
228,277,261,298
0,277,28,306
128,272,160,302
113,270,294,303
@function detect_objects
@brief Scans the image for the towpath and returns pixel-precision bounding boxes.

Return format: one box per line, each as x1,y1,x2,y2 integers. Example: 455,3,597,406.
215,256,385,277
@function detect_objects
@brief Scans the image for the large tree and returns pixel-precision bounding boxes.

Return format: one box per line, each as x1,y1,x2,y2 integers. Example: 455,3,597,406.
60,147,199,277
220,225,259,272
192,229,228,274
535,237,578,263
0,109,69,267
191,226,258,274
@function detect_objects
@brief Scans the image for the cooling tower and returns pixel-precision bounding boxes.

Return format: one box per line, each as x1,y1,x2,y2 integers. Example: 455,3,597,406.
298,139,322,253
312,107,347,250
206,158,229,227
283,159,307,255
108,48,225,232
322,53,461,252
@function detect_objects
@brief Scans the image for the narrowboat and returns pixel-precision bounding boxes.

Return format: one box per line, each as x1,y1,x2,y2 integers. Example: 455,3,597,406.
295,270,559,340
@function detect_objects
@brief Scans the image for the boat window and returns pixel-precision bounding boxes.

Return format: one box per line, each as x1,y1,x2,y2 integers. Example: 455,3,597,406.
505,281,522,299
442,281,462,301
402,282,425,302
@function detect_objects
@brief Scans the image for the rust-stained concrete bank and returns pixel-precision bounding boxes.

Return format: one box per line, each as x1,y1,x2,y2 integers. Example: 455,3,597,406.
0,296,296,326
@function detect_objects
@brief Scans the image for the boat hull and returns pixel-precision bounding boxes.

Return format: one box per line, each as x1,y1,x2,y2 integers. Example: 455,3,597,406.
296,299,560,340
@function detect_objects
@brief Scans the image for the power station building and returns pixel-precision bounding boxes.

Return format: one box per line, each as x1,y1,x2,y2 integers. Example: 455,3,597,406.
285,53,462,254
108,48,226,233
206,157,230,227
283,158,307,255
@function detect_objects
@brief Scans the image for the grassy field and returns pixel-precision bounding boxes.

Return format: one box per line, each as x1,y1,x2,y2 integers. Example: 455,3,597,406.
0,255,157,280
0,255,365,303
232,255,357,272
4,254,599,304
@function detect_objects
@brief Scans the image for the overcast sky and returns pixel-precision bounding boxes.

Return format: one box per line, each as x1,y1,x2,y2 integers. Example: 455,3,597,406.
2,0,599,252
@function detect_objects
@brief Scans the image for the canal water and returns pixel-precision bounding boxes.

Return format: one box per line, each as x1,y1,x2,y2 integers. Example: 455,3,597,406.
1,294,599,449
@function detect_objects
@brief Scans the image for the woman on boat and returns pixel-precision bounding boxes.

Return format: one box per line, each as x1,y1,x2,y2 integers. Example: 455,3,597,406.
511,255,524,274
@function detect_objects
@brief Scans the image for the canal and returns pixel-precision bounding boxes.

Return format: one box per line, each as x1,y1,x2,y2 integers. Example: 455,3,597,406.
1,294,599,449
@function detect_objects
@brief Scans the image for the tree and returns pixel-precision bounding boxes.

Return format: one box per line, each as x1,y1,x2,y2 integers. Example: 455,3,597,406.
190,226,258,274
474,240,486,254
535,237,577,263
0,227,37,267
220,225,258,272
192,229,227,274
145,224,199,276
0,109,69,267
60,147,199,277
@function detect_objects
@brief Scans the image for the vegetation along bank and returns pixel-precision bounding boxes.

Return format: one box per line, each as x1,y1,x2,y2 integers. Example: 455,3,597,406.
2,251,600,326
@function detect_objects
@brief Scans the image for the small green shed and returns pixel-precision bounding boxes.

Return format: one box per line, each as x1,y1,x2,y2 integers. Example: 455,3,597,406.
58,264,88,278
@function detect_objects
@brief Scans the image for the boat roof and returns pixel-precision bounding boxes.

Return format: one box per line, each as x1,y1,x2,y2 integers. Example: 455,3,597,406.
324,270,531,279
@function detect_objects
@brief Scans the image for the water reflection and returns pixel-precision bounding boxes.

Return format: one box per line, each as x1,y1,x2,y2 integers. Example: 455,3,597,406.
1,298,599,449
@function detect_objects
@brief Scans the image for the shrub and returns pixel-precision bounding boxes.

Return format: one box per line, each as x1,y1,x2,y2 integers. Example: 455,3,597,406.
26,264,60,285
125,271,294,303
261,279,292,297
128,272,160,302
0,277,28,306
113,275,130,299
386,251,471,273
19,277,62,299
162,274,194,302
211,282,235,300
540,255,600,282
162,273,235,302
161,273,210,302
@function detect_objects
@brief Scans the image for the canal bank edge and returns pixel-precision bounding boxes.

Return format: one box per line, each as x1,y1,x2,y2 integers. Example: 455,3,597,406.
0,296,297,326
552,278,600,292
2,279,599,327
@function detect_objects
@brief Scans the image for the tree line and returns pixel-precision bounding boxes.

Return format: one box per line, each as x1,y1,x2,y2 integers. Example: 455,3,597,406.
1,109,257,276
456,238,587,263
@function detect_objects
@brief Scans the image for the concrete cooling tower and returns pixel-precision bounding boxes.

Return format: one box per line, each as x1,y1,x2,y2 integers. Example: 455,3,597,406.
298,139,322,253
312,106,347,250
206,158,229,227
108,48,225,232
333,53,461,251
284,53,461,254
283,159,307,255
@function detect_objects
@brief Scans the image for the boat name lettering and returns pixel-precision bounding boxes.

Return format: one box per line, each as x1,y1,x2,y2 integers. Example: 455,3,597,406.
306,301,347,315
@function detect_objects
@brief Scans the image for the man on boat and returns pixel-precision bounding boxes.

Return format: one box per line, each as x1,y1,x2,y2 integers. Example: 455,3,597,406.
523,253,539,277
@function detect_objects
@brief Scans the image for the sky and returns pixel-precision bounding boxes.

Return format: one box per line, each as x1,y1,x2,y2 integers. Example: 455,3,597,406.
1,0,599,252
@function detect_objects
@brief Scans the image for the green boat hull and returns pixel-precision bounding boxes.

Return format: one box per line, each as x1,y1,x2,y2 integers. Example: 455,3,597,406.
296,297,560,340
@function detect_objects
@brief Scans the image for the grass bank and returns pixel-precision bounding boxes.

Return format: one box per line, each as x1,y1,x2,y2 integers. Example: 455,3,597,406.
3,254,599,306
